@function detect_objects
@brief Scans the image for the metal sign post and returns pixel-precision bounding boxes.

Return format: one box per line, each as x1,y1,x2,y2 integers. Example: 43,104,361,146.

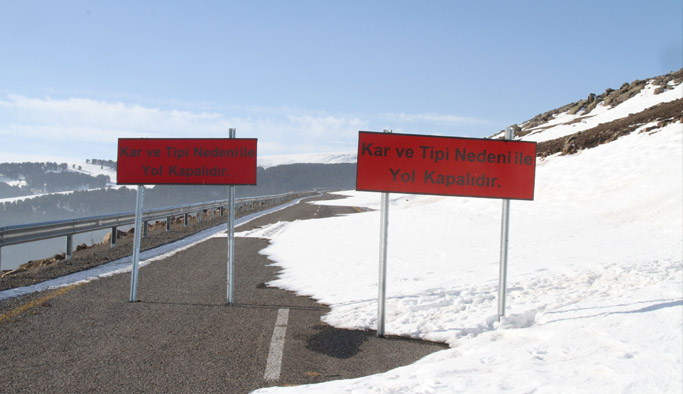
355,131,536,199
377,129,392,337
129,185,144,302
356,127,535,331
117,136,256,303
227,128,236,304
497,127,514,321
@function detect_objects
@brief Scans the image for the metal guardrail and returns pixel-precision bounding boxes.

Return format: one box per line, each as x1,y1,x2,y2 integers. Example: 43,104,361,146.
0,191,313,270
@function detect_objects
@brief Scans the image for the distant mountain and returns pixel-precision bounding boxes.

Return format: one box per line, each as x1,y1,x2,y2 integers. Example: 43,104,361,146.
257,152,356,168
0,162,114,200
0,153,356,202
0,161,357,226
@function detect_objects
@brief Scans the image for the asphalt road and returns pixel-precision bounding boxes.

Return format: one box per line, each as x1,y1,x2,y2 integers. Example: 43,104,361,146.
0,195,446,393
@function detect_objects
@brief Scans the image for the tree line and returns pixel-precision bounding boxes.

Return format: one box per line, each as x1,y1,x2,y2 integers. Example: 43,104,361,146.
86,159,117,169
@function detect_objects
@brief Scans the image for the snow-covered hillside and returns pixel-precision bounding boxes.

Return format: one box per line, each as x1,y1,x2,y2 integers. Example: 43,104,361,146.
70,161,117,180
521,81,682,143
257,152,356,169
0,161,118,204
247,73,683,393
0,153,355,204
490,71,682,144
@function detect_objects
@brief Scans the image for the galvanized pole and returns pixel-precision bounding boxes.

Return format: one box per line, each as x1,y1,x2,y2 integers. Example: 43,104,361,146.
110,226,117,248
377,129,392,337
65,235,73,261
227,128,236,304
497,127,514,321
129,185,145,302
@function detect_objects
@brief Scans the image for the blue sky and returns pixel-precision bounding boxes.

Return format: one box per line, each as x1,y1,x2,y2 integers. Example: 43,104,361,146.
1,0,681,162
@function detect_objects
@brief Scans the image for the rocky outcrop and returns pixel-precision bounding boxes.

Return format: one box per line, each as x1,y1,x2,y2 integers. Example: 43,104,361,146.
517,69,682,135
536,98,683,158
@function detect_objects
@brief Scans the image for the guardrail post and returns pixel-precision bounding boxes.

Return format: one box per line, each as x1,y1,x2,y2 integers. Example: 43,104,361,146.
143,221,149,238
210,209,214,220
66,234,73,260
198,211,202,223
166,217,172,232
0,246,3,271
0,191,306,271
110,226,117,248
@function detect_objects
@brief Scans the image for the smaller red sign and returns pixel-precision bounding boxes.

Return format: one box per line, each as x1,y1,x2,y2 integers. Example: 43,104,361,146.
356,131,536,200
117,138,257,185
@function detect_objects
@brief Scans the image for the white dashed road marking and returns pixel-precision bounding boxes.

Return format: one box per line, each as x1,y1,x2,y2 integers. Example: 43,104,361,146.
264,308,290,381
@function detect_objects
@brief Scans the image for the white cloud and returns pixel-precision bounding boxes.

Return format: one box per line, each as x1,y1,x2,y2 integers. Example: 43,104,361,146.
385,112,486,126
0,95,490,161
0,95,370,159
286,114,366,138
0,95,230,140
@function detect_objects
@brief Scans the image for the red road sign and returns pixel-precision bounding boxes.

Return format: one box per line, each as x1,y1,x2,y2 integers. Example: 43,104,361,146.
117,138,257,185
356,131,536,200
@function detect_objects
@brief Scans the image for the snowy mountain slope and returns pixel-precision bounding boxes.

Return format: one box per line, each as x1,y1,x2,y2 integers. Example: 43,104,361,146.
0,153,355,203
257,152,355,168
0,161,119,204
70,161,117,180
490,69,682,142
521,79,682,143
0,152,357,208
248,73,683,393
0,175,26,189
0,161,115,181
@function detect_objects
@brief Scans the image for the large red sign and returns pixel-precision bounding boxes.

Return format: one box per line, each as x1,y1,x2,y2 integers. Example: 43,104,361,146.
356,131,536,200
117,138,257,185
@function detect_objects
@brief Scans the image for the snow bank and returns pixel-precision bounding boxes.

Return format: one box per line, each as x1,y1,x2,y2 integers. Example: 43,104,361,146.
249,122,682,393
